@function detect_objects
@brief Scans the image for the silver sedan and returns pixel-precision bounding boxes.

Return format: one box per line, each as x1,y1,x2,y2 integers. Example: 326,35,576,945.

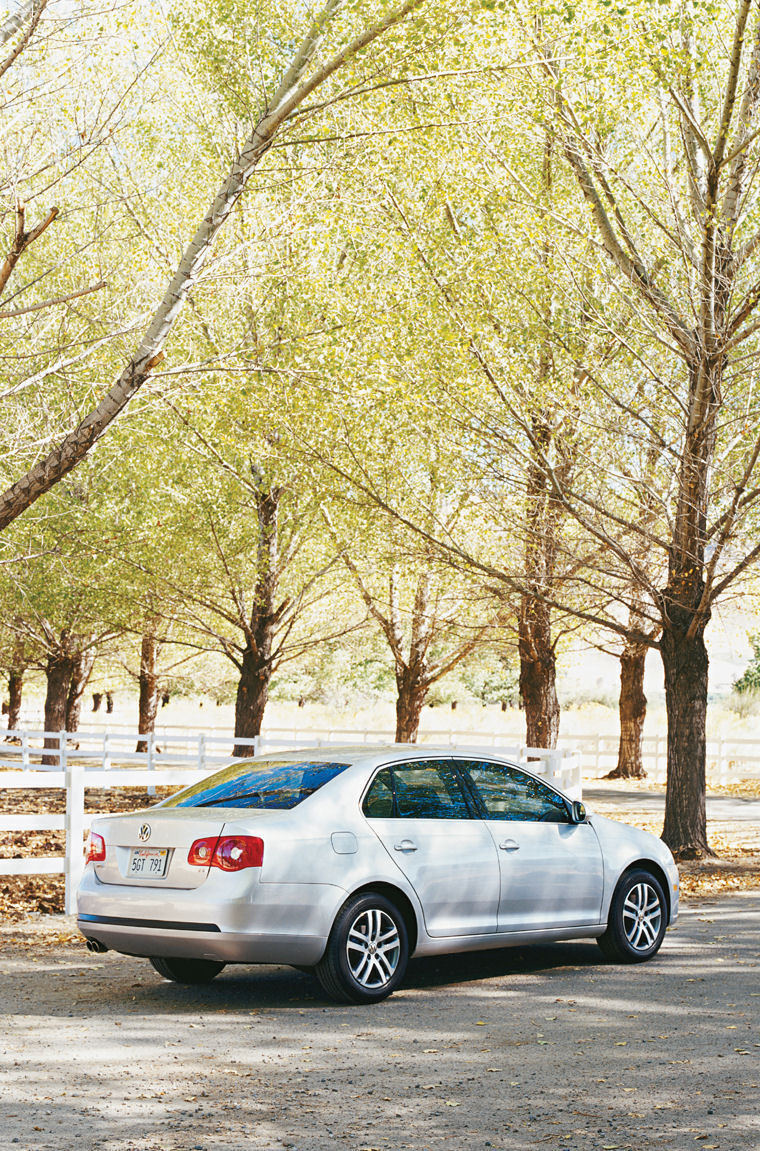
77,746,679,1003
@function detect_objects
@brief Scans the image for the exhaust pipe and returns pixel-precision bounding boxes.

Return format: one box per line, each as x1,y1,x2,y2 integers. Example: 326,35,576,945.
85,938,108,954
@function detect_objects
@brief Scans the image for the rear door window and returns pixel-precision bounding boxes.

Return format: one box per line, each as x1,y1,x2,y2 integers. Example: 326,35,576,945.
363,760,473,819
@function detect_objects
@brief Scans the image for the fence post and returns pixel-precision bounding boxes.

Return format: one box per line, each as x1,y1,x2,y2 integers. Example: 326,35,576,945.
147,731,156,797
717,736,727,783
197,733,206,773
547,749,561,787
103,732,111,771
64,762,85,915
59,729,67,773
21,729,29,770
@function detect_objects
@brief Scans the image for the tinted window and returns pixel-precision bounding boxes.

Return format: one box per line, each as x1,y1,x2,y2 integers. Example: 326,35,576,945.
159,759,349,810
363,760,472,820
363,768,394,817
459,760,569,823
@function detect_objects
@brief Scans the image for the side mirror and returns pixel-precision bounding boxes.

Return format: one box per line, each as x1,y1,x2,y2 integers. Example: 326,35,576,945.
571,800,587,823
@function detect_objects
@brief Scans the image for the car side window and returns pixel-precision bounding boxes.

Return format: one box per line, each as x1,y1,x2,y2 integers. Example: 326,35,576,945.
363,760,472,820
363,768,394,817
459,760,570,823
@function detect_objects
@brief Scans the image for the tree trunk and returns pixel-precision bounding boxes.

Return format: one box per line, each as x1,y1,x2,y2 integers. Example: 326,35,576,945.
6,667,23,731
660,617,710,858
519,401,562,750
608,643,648,779
518,594,560,748
65,648,95,733
136,627,159,753
5,630,27,734
42,649,74,764
394,665,429,742
232,647,272,757
232,477,282,757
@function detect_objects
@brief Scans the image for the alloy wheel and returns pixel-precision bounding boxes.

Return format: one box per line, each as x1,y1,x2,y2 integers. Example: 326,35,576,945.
345,908,402,989
622,881,663,951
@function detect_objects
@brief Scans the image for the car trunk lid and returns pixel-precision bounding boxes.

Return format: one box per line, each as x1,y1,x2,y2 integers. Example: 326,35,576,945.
90,810,230,890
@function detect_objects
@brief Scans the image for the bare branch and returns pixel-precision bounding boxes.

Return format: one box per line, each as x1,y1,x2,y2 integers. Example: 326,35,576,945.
0,279,106,319
0,0,47,79
0,205,58,300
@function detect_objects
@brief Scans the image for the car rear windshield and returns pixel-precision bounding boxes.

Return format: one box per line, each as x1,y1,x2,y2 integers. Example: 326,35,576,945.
158,759,350,810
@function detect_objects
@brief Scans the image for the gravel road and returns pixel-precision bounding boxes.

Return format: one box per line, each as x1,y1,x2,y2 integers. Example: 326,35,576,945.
583,786,760,825
1,894,758,1151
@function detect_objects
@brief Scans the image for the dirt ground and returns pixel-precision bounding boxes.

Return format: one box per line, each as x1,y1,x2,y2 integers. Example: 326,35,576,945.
0,895,758,1151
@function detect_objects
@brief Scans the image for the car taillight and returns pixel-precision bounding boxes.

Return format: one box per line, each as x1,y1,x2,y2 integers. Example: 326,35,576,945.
213,836,264,871
187,837,218,866
85,832,106,863
187,835,264,871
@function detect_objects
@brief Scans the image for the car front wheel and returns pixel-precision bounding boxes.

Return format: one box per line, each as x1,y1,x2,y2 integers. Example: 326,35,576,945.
315,892,409,1004
149,956,226,984
597,868,667,963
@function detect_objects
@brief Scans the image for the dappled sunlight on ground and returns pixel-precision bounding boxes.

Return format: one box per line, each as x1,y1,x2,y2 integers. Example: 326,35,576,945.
0,897,758,1150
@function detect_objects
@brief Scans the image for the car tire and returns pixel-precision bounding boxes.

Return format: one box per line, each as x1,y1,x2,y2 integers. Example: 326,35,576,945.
597,868,667,963
315,892,409,1004
149,956,226,984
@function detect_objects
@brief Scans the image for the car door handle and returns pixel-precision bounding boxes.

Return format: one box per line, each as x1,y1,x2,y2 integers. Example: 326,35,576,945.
394,840,418,852
499,839,520,851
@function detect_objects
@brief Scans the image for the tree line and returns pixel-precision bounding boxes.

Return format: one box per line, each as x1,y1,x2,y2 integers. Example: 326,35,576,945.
3,0,760,860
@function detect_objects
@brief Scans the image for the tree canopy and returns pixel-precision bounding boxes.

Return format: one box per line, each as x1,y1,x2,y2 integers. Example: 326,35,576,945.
4,0,760,857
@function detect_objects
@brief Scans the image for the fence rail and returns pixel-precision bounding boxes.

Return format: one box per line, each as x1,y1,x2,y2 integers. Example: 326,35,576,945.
0,730,583,914
2,724,760,780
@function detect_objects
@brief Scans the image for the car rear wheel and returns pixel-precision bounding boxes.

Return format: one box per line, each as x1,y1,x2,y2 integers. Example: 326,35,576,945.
149,956,226,984
597,868,667,963
315,892,409,1004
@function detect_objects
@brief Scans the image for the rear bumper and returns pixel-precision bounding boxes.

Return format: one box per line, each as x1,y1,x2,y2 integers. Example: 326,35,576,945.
77,866,343,966
77,914,327,965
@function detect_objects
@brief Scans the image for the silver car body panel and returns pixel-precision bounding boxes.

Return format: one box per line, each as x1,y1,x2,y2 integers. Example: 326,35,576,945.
77,744,679,966
483,819,605,931
587,812,680,924
367,815,500,936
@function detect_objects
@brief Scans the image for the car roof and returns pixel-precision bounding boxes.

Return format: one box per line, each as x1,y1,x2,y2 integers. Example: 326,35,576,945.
249,744,525,767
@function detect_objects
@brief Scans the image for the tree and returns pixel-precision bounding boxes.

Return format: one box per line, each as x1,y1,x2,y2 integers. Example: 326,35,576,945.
0,0,429,532
733,636,760,695
327,0,760,854
506,0,760,854
333,523,490,741
0,623,31,732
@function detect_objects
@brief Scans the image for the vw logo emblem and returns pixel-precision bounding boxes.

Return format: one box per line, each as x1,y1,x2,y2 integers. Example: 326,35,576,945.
138,823,151,842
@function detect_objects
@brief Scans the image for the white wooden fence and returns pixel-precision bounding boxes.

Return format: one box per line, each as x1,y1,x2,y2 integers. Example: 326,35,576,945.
0,766,208,914
0,728,583,915
559,732,760,783
3,723,758,780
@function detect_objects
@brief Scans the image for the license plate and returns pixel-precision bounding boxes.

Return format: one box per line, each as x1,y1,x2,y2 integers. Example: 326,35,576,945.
129,847,169,878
